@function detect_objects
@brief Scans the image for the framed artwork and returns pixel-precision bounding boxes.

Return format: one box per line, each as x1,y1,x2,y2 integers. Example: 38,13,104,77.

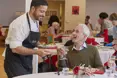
45,10,58,16
72,6,79,15
43,9,58,24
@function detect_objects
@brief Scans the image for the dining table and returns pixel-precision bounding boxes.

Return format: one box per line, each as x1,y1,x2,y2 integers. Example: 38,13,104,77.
13,71,117,78
96,46,115,65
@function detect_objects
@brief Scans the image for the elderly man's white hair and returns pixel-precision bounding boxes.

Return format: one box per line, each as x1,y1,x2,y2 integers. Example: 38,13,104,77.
78,24,90,38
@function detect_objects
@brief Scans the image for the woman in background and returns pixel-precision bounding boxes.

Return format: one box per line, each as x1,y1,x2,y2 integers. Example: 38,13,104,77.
48,22,63,38
48,15,59,27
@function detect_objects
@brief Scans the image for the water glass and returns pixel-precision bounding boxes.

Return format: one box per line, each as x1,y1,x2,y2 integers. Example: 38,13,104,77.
62,67,69,75
106,69,112,77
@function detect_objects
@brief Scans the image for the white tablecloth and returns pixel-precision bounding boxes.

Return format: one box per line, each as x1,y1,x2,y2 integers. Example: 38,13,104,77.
13,72,109,78
97,46,115,65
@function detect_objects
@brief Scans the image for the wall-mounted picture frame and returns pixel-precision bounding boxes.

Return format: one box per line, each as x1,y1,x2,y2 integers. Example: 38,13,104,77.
72,6,79,15
45,10,58,16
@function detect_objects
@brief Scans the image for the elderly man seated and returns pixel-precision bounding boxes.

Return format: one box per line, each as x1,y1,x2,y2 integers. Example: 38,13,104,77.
63,24,105,73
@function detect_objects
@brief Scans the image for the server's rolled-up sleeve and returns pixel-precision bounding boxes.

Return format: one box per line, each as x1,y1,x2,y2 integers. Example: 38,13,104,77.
9,22,28,48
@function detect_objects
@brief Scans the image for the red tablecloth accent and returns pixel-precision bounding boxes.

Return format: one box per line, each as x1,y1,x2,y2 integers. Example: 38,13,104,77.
56,36,62,39
103,29,109,43
86,38,99,46
45,55,57,67
92,38,99,45
104,62,108,66
86,38,92,44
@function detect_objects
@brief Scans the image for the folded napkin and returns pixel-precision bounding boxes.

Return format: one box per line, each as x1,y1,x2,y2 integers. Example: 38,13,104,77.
93,70,104,74
86,38,99,46
103,29,109,43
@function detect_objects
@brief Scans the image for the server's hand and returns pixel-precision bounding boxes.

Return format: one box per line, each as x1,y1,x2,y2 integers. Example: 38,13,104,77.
35,49,51,57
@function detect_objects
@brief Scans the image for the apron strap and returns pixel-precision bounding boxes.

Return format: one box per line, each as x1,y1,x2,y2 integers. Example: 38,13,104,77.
26,13,39,32
26,13,31,31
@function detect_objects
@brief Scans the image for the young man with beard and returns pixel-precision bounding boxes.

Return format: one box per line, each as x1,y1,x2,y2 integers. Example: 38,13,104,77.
4,0,52,78
66,24,104,74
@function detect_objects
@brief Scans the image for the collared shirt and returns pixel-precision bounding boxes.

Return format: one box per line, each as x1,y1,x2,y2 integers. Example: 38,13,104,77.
5,13,39,48
113,26,117,39
72,42,87,51
103,19,113,36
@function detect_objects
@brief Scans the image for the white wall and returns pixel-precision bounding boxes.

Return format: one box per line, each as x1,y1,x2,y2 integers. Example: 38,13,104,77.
0,0,25,26
86,0,117,28
25,0,32,12
64,0,86,31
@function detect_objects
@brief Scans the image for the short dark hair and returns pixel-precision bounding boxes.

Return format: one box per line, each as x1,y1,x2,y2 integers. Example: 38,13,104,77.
86,15,90,19
30,0,48,9
99,12,108,19
48,15,59,27
109,13,117,21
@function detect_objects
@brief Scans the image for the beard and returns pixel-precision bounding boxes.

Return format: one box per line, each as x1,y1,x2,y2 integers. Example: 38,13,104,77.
33,11,44,21
33,12,39,20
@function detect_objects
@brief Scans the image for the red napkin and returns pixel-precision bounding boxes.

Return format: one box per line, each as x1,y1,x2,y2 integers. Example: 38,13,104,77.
56,36,63,39
73,66,104,75
86,38,92,44
113,51,117,56
86,38,99,45
103,29,109,43
92,38,99,46
104,62,108,66
45,55,57,69
93,70,104,74
73,66,80,75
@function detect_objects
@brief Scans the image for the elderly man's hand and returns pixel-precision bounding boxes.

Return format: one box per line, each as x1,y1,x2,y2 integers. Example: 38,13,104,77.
57,48,65,55
57,46,68,55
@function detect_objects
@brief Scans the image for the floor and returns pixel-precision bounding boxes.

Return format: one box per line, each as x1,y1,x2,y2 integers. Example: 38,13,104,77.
0,47,7,78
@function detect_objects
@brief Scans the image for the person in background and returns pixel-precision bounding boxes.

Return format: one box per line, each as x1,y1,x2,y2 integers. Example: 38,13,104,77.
109,13,117,65
0,24,3,36
48,15,59,27
95,18,102,31
108,13,117,48
0,24,6,36
47,21,63,42
85,15,93,31
97,12,113,43
66,24,104,74
4,0,53,78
